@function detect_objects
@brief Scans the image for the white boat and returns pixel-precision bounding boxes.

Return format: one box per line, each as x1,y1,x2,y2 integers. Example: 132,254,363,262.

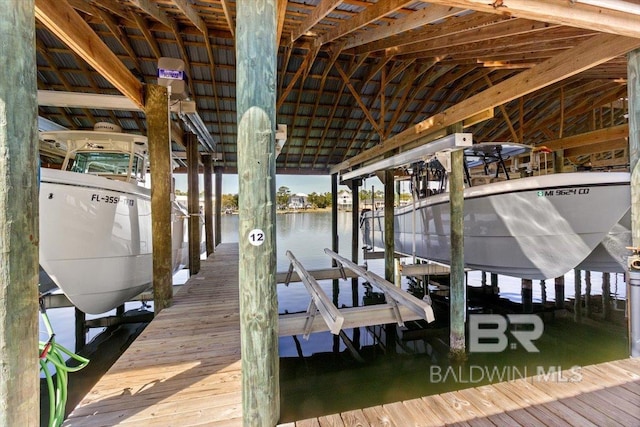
361,143,630,280
39,124,189,314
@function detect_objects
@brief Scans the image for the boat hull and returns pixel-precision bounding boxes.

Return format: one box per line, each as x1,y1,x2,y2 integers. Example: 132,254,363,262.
365,172,630,280
39,168,187,314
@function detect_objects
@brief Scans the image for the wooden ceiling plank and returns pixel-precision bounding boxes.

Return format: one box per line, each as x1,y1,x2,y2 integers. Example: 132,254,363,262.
94,7,142,73
277,0,287,43
388,18,560,56
130,0,172,30
352,12,502,55
35,0,144,110
541,123,629,151
424,0,640,39
320,0,415,45
290,0,343,43
221,0,236,38
132,12,162,59
331,32,640,173
344,4,463,50
172,0,208,35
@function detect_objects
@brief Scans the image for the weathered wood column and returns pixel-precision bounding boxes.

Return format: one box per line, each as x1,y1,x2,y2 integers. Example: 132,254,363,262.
384,170,395,282
215,166,223,247
332,173,339,259
522,279,533,313
351,179,360,305
186,132,201,274
146,84,173,314
236,1,279,424
628,48,640,357
555,276,565,309
202,154,214,256
0,2,39,425
449,148,466,360
574,269,582,323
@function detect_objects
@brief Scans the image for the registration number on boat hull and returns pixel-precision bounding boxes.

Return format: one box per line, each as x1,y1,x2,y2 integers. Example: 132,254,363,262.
91,193,135,206
537,188,590,197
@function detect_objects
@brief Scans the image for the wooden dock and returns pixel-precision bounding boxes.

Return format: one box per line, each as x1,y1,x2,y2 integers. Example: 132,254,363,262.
280,358,640,426
63,243,242,426
64,242,640,426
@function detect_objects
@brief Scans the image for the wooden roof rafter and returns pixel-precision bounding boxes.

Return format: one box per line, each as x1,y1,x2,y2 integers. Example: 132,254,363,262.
332,32,640,173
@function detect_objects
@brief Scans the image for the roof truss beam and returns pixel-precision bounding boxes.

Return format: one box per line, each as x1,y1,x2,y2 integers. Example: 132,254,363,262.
424,0,640,39
331,32,640,173
34,0,144,110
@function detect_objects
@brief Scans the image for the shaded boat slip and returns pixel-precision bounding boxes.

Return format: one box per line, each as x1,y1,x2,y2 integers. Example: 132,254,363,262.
63,243,640,426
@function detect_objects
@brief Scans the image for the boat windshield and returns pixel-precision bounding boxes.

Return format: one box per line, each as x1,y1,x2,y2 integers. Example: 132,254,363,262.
69,152,144,182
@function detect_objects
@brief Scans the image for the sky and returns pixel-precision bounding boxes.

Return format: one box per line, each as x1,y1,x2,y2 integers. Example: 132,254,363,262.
172,173,384,195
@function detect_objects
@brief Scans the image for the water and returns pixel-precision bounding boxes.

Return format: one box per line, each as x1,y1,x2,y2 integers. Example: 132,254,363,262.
41,211,630,422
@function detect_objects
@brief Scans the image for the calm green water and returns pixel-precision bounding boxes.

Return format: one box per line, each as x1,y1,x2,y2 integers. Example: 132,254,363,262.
220,211,629,423
41,211,630,423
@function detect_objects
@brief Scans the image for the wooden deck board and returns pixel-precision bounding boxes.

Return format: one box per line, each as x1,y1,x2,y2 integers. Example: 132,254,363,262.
283,358,640,426
64,243,242,427
64,242,640,427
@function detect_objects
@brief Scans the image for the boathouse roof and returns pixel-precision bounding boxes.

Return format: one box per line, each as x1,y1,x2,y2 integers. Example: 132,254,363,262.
35,1,636,175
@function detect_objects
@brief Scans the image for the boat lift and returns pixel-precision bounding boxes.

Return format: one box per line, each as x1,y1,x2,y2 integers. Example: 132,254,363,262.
278,249,435,338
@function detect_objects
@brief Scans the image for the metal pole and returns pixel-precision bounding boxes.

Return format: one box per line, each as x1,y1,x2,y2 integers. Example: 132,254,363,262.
0,2,39,424
236,0,279,423
628,48,640,357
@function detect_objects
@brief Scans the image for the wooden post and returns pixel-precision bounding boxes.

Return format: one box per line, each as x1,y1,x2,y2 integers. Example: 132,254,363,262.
555,276,565,309
187,132,201,275
351,179,360,307
75,308,86,353
540,280,547,305
351,180,361,347
522,279,533,313
491,273,499,297
553,150,564,173
574,269,582,323
584,270,592,317
449,148,466,360
202,153,214,256
331,173,339,259
146,84,173,314
628,48,640,357
0,2,39,424
236,1,279,423
384,169,395,282
215,166,223,247
602,272,611,321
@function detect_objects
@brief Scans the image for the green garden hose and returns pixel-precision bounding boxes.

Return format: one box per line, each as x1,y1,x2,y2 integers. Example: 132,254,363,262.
39,300,90,427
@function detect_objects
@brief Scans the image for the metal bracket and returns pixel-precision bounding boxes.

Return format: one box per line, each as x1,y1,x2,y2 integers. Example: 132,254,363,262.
303,299,318,340
384,292,404,327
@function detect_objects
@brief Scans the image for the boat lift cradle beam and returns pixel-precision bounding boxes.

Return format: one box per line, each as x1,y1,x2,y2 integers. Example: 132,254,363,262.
339,133,472,182
285,250,344,339
324,249,435,324
279,250,436,337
